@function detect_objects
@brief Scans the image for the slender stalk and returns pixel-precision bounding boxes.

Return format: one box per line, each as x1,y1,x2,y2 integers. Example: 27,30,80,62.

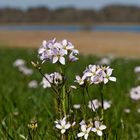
82,87,87,120
62,85,66,116
59,64,66,116
38,69,62,118
38,70,59,95
100,84,104,121
85,87,100,120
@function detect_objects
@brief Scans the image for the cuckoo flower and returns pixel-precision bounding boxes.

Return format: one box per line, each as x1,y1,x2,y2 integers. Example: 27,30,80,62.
38,38,79,65
52,47,67,65
77,124,91,140
130,86,140,101
91,121,106,136
13,59,25,67
102,67,116,84
88,99,101,111
41,72,62,88
55,117,71,134
75,75,85,85
61,39,74,50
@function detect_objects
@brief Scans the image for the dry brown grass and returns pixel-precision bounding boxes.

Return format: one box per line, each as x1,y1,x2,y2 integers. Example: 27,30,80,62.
0,31,140,57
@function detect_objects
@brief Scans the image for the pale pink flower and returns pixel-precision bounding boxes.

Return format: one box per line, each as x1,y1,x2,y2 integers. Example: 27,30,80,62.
77,124,91,140
91,121,106,136
130,86,140,101
55,117,71,134
75,75,85,85
102,67,116,84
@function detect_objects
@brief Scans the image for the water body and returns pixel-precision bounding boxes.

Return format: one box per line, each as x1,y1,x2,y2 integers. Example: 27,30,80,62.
0,25,140,32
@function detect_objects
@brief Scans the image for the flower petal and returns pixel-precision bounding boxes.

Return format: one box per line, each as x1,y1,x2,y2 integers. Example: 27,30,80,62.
97,130,103,136
77,132,85,138
84,134,89,140
109,77,116,82
81,125,86,132
61,129,66,134
62,39,67,46
55,124,62,129
52,56,58,63
59,57,65,65
107,68,113,76
91,127,97,132
64,123,71,129
95,121,100,128
99,125,106,130
104,78,108,84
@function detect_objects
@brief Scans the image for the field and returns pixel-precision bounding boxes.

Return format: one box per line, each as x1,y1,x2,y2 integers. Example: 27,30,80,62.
0,47,140,140
1,31,140,57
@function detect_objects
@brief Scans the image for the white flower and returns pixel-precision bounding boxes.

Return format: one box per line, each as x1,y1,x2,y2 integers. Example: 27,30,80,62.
88,99,101,111
98,57,111,65
55,117,71,134
28,80,38,88
75,75,85,85
124,108,131,113
52,72,63,85
41,74,52,88
134,66,140,73
130,86,140,101
81,65,116,85
38,39,55,62
41,72,62,88
88,99,111,111
61,39,74,50
73,104,81,109
91,121,106,136
79,120,86,126
102,67,116,84
52,47,67,65
13,59,25,67
18,66,33,76
38,39,79,65
103,100,111,110
77,124,91,140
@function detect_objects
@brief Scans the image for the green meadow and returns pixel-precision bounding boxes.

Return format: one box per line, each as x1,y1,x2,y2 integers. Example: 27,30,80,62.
0,48,140,140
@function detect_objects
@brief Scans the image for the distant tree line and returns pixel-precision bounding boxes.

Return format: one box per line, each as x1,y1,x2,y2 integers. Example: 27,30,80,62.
0,5,140,24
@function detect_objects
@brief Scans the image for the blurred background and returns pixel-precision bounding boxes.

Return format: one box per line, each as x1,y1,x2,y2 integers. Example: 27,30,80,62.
0,0,140,57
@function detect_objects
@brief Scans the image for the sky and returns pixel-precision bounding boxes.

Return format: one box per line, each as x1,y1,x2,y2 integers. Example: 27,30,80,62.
1,0,140,9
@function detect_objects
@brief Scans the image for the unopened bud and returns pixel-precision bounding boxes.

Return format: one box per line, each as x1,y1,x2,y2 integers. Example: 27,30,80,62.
31,61,41,70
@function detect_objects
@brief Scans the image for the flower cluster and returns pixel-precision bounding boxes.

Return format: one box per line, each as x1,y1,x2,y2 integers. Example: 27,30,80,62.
88,99,111,111
54,117,71,134
38,38,79,65
28,80,38,88
41,72,63,88
77,120,106,139
75,65,116,85
32,38,117,140
134,66,140,74
13,59,33,75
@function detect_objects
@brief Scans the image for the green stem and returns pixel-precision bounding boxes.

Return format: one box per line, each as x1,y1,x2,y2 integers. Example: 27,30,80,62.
38,69,62,117
85,87,100,120
82,88,87,120
62,85,66,116
59,65,66,116
100,136,103,140
100,84,104,121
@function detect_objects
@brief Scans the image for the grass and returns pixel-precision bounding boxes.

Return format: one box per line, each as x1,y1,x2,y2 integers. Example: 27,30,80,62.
0,47,140,139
